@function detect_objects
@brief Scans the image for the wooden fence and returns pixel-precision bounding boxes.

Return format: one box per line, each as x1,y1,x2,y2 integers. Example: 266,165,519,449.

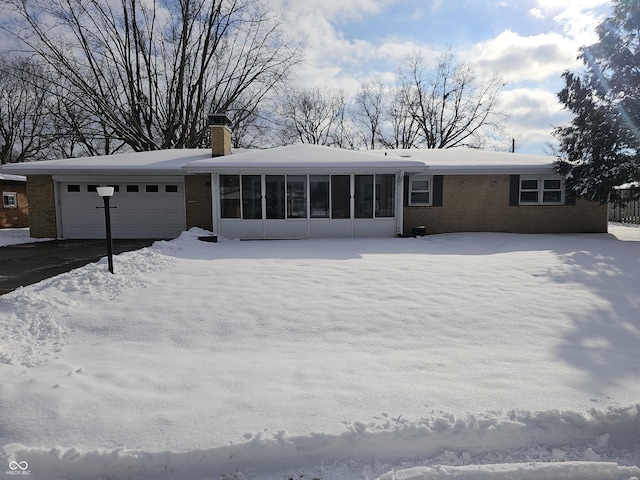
609,189,640,224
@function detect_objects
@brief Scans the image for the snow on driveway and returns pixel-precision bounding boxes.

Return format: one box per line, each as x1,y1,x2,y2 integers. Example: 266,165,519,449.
0,225,639,479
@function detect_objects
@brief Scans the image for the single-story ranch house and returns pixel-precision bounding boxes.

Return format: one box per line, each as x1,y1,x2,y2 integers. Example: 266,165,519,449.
1,173,29,229
0,116,607,240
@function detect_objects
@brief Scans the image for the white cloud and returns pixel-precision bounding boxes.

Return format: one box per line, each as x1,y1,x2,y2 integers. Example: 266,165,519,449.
534,0,612,45
267,0,396,22
468,30,581,83
528,8,545,19
501,87,571,151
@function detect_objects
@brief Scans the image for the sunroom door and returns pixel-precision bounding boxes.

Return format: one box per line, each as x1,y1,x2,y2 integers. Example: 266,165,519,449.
265,175,309,238
353,173,397,237
309,175,353,237
219,174,264,239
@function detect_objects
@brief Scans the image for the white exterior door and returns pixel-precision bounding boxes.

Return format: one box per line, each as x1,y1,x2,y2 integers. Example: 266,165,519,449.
58,179,186,239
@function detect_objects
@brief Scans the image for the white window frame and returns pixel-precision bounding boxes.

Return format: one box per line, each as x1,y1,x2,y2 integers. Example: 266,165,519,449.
409,175,432,206
519,176,564,205
2,192,17,208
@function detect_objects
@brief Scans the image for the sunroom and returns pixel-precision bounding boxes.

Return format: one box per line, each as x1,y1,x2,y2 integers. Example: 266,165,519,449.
183,144,427,239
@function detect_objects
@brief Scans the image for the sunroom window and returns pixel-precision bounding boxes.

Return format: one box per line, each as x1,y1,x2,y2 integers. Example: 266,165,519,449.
355,174,395,218
287,175,307,219
220,175,241,218
266,175,285,219
376,174,395,217
221,175,263,219
310,175,329,218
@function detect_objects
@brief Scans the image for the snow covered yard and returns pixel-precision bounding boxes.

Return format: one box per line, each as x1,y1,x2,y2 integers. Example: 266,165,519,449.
0,228,51,247
1,225,639,479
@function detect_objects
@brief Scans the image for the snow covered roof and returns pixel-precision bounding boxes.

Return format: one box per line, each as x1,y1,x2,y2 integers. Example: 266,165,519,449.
184,144,428,174
369,148,558,175
185,144,557,174
0,144,558,176
0,149,210,176
0,173,26,182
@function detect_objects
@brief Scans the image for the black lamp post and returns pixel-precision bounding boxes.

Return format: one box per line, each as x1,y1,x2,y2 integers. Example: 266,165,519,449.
96,186,115,274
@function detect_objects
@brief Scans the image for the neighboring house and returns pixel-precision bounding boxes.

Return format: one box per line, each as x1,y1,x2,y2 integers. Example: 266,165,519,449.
1,174,29,229
0,116,607,239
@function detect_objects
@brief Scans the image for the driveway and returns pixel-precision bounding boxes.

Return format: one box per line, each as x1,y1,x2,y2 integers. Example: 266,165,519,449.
0,239,155,295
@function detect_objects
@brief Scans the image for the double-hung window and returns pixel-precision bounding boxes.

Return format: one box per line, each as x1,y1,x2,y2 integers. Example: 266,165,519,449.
3,192,17,208
520,177,564,205
409,175,431,206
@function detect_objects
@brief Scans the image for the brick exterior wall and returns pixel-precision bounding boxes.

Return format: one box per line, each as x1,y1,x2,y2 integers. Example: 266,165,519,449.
1,180,29,228
26,175,57,238
210,126,231,157
403,174,608,235
185,174,213,231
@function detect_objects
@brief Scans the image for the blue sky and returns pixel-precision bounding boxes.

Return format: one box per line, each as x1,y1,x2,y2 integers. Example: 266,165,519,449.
270,0,614,154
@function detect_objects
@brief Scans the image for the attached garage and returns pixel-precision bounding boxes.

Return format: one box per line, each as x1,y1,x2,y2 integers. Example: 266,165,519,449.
57,176,186,239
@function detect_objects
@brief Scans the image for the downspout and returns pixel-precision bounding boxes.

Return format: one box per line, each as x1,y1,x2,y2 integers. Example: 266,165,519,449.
54,180,63,239
211,173,219,235
397,171,404,236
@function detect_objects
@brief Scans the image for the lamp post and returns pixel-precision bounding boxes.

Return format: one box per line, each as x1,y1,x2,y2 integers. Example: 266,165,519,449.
96,186,115,274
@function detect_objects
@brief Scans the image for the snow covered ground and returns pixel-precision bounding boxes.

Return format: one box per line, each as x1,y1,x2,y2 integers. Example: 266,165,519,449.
0,228,51,247
1,225,639,480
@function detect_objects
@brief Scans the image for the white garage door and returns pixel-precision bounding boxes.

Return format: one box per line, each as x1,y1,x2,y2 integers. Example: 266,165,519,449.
58,179,186,239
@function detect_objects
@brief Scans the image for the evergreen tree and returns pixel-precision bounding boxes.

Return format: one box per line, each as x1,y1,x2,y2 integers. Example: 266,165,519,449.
555,0,640,205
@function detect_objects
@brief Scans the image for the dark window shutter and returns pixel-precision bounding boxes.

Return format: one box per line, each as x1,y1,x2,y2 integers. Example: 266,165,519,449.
403,175,410,207
433,175,443,207
509,175,520,206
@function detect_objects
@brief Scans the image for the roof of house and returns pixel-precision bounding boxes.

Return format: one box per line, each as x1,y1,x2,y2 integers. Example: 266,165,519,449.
368,148,557,175
0,150,210,176
184,144,429,174
0,173,27,182
0,144,558,176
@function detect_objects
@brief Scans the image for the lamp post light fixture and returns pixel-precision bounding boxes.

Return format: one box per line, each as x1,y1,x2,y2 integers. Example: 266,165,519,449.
96,186,115,274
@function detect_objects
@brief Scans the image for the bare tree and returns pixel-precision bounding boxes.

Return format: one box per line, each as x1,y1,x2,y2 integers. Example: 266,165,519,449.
352,78,386,149
227,101,277,148
45,79,127,158
397,52,506,149
0,57,51,164
277,86,348,146
380,84,421,149
3,0,303,152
